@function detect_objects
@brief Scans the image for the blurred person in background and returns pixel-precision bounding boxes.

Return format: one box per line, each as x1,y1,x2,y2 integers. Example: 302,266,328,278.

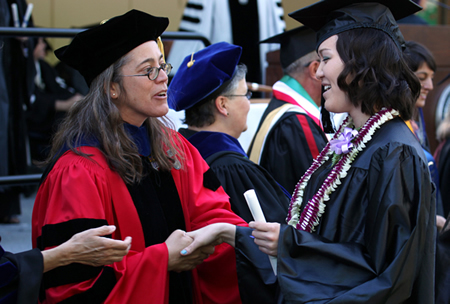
0,0,35,224
403,40,444,216
26,37,83,163
435,110,450,220
247,26,328,194
169,42,290,224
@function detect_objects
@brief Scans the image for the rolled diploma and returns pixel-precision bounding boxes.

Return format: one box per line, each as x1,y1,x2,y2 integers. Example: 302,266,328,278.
243,189,277,275
11,4,20,27
22,3,33,27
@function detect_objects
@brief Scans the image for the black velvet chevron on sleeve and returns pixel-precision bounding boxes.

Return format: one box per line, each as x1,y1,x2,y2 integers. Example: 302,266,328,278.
203,167,222,191
58,267,116,304
36,218,116,302
36,218,110,249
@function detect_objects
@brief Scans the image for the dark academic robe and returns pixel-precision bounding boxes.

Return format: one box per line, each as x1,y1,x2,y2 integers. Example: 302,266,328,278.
54,62,89,96
0,0,35,221
32,125,247,304
436,219,450,304
27,59,77,161
406,119,444,216
4,0,34,173
0,246,42,304
248,96,328,194
179,129,290,223
236,118,436,303
435,139,450,217
0,0,9,178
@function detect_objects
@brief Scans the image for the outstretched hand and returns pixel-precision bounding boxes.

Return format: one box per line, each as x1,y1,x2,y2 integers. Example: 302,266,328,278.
249,221,280,257
63,225,132,267
181,223,236,256
42,225,132,273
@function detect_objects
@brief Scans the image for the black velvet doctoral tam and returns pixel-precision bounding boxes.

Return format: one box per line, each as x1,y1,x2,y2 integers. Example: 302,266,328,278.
55,9,169,86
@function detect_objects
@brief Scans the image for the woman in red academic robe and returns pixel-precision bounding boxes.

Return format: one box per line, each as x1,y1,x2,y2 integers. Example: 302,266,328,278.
31,9,246,304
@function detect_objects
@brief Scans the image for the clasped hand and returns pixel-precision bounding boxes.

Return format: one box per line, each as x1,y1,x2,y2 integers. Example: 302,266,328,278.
165,229,216,272
178,222,281,257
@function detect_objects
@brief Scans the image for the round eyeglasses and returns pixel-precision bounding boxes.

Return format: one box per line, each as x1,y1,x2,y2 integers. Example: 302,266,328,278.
224,90,252,100
119,63,172,81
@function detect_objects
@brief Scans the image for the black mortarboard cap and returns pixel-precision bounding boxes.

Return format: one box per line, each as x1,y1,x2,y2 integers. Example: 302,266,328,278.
260,26,316,69
168,42,242,111
289,0,421,51
54,9,169,86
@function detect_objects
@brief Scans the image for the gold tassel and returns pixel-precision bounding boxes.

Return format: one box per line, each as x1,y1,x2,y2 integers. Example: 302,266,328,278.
157,37,165,62
187,53,195,68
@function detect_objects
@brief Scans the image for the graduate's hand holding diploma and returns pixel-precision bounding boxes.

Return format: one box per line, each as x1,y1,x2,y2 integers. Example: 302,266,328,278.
248,221,280,257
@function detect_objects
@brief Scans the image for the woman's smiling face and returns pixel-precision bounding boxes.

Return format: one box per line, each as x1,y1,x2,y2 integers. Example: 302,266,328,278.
316,35,354,115
414,62,434,108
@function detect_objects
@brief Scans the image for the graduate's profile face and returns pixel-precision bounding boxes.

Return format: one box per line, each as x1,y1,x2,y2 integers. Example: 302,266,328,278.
414,62,434,108
112,41,169,126
316,35,353,114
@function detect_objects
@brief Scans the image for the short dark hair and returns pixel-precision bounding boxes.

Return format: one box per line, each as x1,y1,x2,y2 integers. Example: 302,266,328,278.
184,64,247,127
335,28,420,120
403,40,437,73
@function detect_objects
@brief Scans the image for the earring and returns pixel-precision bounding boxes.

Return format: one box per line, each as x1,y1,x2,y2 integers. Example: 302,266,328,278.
112,93,115,96
227,112,229,116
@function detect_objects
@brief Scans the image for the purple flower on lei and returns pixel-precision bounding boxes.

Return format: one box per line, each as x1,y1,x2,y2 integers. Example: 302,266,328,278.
329,127,358,154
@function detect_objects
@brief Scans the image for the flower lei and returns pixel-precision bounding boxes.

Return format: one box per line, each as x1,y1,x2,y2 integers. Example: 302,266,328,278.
330,127,358,165
286,107,399,233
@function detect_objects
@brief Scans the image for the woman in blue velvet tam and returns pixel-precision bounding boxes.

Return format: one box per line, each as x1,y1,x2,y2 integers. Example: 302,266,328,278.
168,42,290,224
181,0,436,303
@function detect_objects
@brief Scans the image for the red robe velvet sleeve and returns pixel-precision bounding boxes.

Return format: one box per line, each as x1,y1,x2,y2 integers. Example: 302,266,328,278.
32,149,172,303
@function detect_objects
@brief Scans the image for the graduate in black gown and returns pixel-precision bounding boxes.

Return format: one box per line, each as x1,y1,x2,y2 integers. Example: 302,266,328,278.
168,42,290,223
180,1,436,303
